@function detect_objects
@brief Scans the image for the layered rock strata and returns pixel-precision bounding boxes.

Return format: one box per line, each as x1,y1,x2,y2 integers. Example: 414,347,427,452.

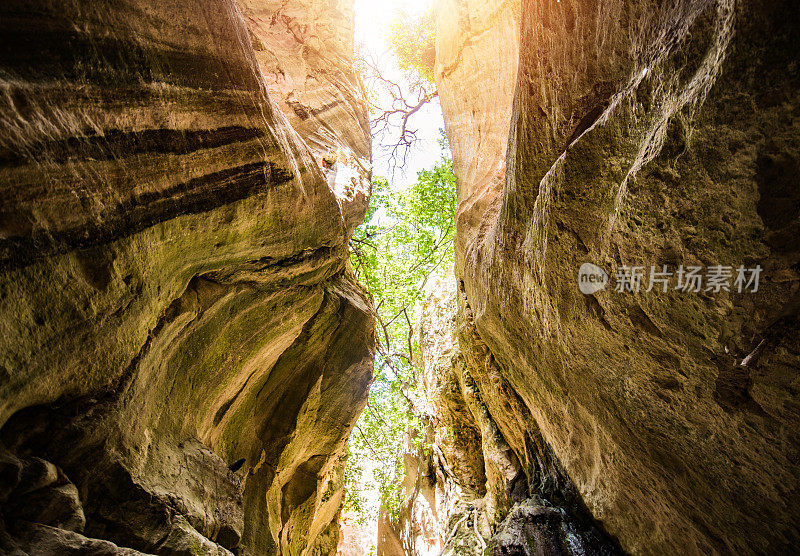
0,0,373,554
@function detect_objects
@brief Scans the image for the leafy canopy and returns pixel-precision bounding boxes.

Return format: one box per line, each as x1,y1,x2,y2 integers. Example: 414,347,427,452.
388,8,436,86
344,155,456,524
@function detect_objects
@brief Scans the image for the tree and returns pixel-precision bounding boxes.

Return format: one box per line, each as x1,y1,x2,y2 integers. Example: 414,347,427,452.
389,8,436,86
344,156,456,525
361,7,438,174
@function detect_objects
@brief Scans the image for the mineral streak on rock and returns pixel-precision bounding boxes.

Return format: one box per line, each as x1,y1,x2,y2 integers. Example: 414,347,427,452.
435,0,800,553
0,0,373,554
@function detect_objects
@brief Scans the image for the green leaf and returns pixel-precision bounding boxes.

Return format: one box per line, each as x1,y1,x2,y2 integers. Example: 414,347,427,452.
345,153,456,525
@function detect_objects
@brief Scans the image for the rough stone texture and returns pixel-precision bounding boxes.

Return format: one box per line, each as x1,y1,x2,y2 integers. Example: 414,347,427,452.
418,279,521,531
10,522,150,556
385,279,618,555
436,0,800,553
375,428,466,556
488,498,612,556
0,0,373,554
239,0,371,232
435,0,520,268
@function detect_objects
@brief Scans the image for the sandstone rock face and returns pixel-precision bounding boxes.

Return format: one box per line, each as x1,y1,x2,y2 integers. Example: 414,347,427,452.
435,0,520,266
436,0,800,553
384,279,618,555
335,514,374,556
0,1,373,554
240,0,371,232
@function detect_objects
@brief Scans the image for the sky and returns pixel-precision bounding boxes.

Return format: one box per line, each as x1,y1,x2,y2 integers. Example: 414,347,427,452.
353,0,446,187
341,2,447,538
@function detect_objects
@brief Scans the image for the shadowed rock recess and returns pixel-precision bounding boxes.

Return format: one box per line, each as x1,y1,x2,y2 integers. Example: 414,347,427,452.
0,0,373,554
420,0,798,554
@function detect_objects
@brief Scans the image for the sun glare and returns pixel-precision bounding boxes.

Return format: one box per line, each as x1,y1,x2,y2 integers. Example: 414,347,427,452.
354,0,433,52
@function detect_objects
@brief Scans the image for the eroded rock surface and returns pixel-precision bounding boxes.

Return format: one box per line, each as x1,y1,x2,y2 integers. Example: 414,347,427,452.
436,0,800,553
0,0,373,554
381,279,618,555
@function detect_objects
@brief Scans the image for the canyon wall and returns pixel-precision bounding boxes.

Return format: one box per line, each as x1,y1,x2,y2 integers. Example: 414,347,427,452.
380,278,619,555
0,0,372,554
435,0,800,553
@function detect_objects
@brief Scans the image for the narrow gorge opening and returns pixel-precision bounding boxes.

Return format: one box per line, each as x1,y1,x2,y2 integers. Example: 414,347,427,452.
341,1,458,552
1,0,798,555
340,2,618,554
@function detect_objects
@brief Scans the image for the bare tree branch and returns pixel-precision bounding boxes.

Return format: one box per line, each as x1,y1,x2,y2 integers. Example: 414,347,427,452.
366,398,390,428
402,308,414,362
355,424,385,462
360,54,438,175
